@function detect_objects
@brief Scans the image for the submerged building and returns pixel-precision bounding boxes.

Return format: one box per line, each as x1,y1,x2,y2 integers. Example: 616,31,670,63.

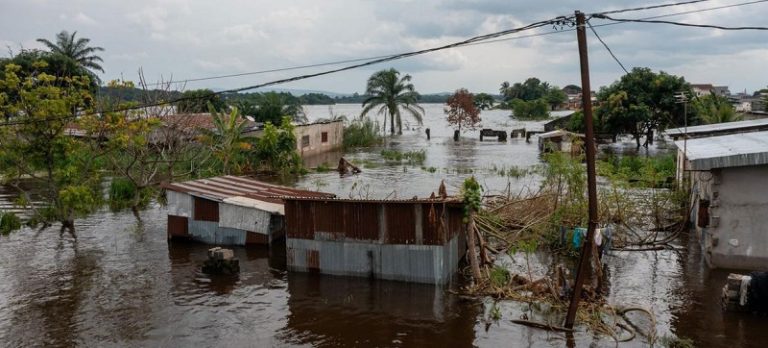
676,131,768,270
164,176,334,246
283,197,467,284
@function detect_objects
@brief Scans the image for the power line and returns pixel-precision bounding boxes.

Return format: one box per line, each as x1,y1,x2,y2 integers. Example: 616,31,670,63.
0,18,560,126
141,0,722,88
587,22,629,74
593,13,768,30
594,0,710,16
3,0,767,127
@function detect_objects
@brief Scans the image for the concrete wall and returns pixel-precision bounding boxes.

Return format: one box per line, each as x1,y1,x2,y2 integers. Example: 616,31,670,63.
286,235,462,285
294,121,343,157
692,164,768,270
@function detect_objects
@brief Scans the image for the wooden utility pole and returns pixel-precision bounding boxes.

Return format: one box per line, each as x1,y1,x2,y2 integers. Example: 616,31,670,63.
564,10,600,329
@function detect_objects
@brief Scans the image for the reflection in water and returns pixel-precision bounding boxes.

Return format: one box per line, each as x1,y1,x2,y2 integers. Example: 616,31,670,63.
279,273,478,347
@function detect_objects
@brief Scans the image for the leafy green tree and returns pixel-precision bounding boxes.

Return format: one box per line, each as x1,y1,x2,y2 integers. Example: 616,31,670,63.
37,30,105,83
0,62,103,232
445,88,481,134
693,92,741,124
198,106,254,175
251,92,306,125
361,68,424,135
545,87,567,110
597,67,691,148
500,77,550,102
511,98,549,120
473,92,496,110
253,116,302,174
176,89,226,113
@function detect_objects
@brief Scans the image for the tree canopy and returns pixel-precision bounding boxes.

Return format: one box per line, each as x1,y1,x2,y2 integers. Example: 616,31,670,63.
596,67,692,147
176,89,226,113
445,89,481,133
693,92,741,124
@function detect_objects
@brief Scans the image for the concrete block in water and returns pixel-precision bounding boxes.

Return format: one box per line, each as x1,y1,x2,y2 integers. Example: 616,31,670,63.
203,247,239,275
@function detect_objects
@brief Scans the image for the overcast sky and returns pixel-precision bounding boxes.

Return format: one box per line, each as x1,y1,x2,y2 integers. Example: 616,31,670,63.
1,0,766,94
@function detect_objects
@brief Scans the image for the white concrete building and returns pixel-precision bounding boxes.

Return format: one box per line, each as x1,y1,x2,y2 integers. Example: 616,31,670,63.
676,132,768,270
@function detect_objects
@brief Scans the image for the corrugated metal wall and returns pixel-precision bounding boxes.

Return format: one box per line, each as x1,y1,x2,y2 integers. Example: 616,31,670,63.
385,203,416,244
286,234,462,284
167,190,193,217
286,200,458,245
218,202,271,234
187,220,247,245
193,197,219,222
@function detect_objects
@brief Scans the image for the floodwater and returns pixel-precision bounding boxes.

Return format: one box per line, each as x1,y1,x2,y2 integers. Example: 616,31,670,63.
0,104,766,347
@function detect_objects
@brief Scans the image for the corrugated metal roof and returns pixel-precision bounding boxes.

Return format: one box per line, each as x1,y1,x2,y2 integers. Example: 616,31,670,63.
163,175,334,204
675,131,768,170
539,129,584,139
281,196,462,204
666,118,768,137
222,196,285,215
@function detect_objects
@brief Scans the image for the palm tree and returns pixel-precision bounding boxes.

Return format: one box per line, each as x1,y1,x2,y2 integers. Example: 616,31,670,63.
361,68,423,135
37,30,105,81
693,92,742,124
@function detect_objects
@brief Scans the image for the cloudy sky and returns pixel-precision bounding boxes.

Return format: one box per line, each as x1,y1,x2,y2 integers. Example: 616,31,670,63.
1,0,766,94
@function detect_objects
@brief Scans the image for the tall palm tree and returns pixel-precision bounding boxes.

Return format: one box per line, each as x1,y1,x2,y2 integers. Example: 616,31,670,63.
361,68,423,135
198,105,254,175
37,30,105,81
693,91,742,124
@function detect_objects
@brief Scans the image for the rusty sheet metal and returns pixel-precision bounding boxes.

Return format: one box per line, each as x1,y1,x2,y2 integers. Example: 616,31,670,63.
193,196,219,222
384,203,416,244
167,215,189,239
285,200,315,239
307,249,320,272
162,175,334,204
245,231,269,245
285,199,460,244
344,202,379,241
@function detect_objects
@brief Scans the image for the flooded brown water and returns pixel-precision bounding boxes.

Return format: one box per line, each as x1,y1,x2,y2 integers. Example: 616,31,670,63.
0,104,766,347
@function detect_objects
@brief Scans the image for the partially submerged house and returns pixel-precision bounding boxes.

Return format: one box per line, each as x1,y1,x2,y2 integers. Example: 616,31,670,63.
537,129,585,155
293,120,344,157
676,131,768,270
164,176,334,246
283,197,467,284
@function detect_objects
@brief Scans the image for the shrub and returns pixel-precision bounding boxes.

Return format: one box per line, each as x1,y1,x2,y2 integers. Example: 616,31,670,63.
0,212,22,235
343,117,382,149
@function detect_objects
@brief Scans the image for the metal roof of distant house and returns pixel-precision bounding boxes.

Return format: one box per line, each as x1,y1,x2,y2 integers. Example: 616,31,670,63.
163,175,334,205
675,131,768,170
282,196,462,204
539,129,584,139
160,113,262,132
665,118,768,139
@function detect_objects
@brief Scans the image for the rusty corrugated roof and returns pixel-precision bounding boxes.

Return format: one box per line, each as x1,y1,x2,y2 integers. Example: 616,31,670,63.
281,196,462,204
162,175,334,204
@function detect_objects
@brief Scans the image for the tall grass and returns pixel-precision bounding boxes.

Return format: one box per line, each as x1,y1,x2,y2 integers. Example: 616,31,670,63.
343,117,382,149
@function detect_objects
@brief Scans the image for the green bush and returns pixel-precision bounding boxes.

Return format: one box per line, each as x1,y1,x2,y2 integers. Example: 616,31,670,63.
510,98,550,120
0,212,22,235
343,117,382,149
109,178,137,203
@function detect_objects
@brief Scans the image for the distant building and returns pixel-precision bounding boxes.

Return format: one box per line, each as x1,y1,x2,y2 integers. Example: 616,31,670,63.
691,84,730,98
675,131,768,270
292,120,344,157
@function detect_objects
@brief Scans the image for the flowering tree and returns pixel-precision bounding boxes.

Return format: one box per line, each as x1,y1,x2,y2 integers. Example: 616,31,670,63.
445,88,481,133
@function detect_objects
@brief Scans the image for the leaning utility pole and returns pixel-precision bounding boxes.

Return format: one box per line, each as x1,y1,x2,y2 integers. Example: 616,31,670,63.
564,10,600,329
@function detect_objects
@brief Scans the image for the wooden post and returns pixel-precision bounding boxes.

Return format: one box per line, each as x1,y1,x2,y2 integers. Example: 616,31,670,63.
565,10,600,329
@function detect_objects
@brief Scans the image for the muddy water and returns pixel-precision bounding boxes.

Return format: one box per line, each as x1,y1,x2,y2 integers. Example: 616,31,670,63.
0,105,766,347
